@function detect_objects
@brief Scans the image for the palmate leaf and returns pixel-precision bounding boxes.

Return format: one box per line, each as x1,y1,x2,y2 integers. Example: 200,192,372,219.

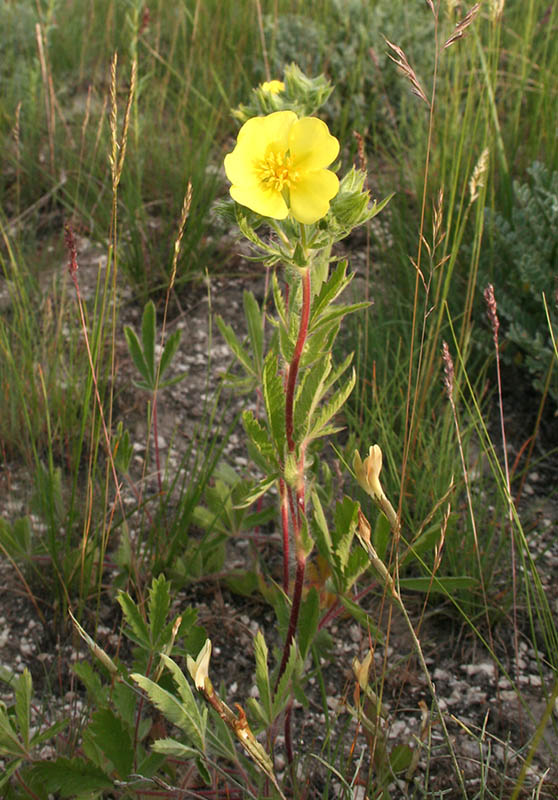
29,757,112,796
131,670,206,752
85,708,134,778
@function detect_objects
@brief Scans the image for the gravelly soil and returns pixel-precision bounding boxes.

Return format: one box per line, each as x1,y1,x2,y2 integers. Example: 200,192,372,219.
1,234,558,798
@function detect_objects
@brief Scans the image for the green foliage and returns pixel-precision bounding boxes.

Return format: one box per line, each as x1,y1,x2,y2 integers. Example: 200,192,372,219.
0,576,207,797
124,301,186,392
478,161,558,403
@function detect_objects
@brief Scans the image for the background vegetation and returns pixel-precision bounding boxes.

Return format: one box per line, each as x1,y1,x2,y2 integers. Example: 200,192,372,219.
0,0,557,797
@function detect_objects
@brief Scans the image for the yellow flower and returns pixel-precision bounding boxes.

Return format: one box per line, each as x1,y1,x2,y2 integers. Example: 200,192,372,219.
260,79,285,94
353,445,384,501
186,639,212,691
224,110,339,224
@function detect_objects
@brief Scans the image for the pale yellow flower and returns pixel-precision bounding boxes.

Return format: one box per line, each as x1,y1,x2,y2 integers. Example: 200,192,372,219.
353,444,384,500
224,110,339,224
260,79,285,94
186,639,212,691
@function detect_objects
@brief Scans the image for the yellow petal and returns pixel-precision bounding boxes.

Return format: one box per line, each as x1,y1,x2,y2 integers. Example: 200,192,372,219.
289,170,339,224
261,79,285,94
289,117,340,172
230,183,288,219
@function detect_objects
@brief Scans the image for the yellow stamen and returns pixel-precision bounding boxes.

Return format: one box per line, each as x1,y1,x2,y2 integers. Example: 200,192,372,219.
256,150,298,192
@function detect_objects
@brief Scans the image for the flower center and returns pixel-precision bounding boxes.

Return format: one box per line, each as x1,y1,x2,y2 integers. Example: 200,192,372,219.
256,149,299,193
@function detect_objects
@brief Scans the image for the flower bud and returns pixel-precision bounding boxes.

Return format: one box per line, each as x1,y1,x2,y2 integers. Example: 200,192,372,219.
187,639,212,691
353,444,384,501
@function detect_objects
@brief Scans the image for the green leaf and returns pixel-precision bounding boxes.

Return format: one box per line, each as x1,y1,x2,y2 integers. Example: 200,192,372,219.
14,668,31,751
389,743,414,774
262,353,286,454
253,631,272,725
124,325,151,388
148,574,171,648
141,300,157,385
158,329,182,384
216,316,255,377
373,512,391,563
113,422,133,474
310,260,350,324
86,708,134,778
272,271,287,328
332,496,360,571
242,410,276,465
308,369,356,441
273,641,300,718
398,576,478,594
234,475,277,509
30,718,68,749
294,356,331,442
151,737,198,759
243,291,264,375
0,706,25,756
29,757,113,796
117,591,150,648
131,671,206,752
298,588,319,660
